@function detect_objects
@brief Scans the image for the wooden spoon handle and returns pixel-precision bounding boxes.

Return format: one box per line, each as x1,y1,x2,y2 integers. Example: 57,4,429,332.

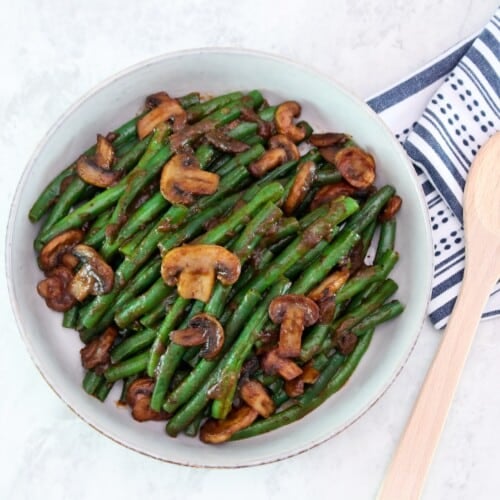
378,265,497,500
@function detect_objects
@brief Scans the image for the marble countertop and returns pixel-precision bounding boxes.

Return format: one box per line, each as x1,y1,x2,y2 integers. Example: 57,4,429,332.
1,1,499,499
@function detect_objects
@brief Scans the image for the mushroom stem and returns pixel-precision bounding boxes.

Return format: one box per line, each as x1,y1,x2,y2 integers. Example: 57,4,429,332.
279,307,306,358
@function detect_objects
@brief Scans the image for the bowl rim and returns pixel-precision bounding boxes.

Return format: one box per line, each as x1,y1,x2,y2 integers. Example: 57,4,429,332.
6,46,433,468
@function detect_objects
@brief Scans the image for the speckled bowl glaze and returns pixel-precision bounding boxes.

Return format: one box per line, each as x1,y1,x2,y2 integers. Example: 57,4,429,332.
6,48,432,468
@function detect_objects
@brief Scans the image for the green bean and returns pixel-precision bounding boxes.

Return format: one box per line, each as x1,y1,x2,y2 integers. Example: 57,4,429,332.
231,331,373,440
375,219,396,263
350,300,404,335
163,290,261,415
62,306,79,329
149,300,205,410
211,278,291,419
95,379,115,402
82,370,103,395
104,351,149,382
110,328,157,363
314,168,343,186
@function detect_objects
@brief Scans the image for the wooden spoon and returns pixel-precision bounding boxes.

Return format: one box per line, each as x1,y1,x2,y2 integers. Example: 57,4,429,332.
379,131,500,499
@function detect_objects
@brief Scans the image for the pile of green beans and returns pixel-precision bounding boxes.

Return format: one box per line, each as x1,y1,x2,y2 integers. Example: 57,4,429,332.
31,89,404,443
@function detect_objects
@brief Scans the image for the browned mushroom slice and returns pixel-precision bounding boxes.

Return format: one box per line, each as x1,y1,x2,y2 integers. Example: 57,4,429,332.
94,134,115,168
261,348,303,380
161,244,241,302
160,152,219,205
274,101,306,143
199,405,259,444
38,229,84,271
76,156,122,188
308,269,350,302
308,269,350,323
310,132,350,148
283,160,317,215
268,134,300,161
205,129,250,153
80,326,118,373
145,90,171,110
137,97,187,140
379,195,403,221
337,332,358,355
284,361,320,397
126,378,169,422
69,244,114,301
60,252,79,270
310,181,358,210
170,313,224,360
240,107,273,138
239,380,275,418
248,148,288,178
284,377,304,397
37,266,76,312
335,146,376,189
269,294,320,358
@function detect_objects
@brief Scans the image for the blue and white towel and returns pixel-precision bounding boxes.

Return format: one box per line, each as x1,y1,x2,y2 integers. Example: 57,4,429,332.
367,8,499,329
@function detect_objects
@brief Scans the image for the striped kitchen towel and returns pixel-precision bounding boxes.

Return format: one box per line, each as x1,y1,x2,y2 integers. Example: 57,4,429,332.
367,8,499,329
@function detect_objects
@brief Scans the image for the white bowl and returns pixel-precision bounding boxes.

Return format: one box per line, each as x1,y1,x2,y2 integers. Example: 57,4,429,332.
6,48,432,468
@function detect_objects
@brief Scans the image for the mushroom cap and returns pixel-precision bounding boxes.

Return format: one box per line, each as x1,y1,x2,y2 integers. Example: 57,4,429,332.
334,146,376,189
161,244,241,290
248,148,288,178
76,155,122,188
38,229,84,271
283,160,317,215
268,134,300,161
160,153,220,205
71,244,114,296
94,134,115,168
137,97,187,139
126,378,169,422
268,294,320,326
274,101,306,143
169,313,225,360
199,405,259,444
310,181,357,210
309,132,350,148
239,379,275,418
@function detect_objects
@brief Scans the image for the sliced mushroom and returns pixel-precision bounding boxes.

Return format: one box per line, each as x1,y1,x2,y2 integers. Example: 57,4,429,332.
310,182,358,210
284,377,304,397
160,152,220,205
145,90,171,110
283,160,317,215
170,120,216,152
137,97,187,140
239,380,275,418
274,101,306,143
261,348,303,380
94,134,115,168
268,134,300,161
76,155,122,188
37,266,76,312
240,107,273,138
69,244,114,301
310,132,350,148
205,129,250,153
269,294,320,358
335,146,376,189
247,148,288,178
126,378,169,422
60,252,79,270
80,326,117,373
379,195,402,221
169,313,224,360
38,229,84,271
308,269,350,323
284,361,320,397
301,362,321,384
161,244,241,302
318,145,346,164
199,405,259,444
337,332,358,355
308,269,350,302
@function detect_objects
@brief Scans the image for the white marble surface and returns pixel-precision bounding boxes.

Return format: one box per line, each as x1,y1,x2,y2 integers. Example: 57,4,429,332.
1,1,498,499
